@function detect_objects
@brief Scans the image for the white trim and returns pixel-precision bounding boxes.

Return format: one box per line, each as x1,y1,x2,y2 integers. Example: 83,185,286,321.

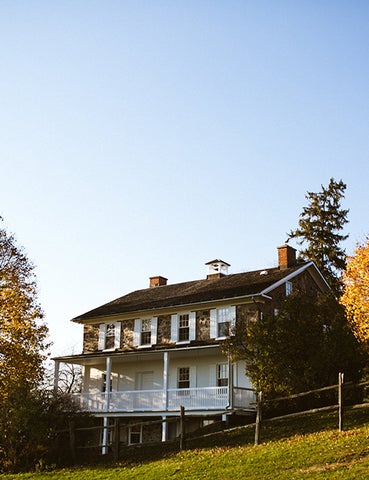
261,262,330,294
151,317,158,345
98,324,106,350
171,314,178,343
189,311,196,341
114,322,121,349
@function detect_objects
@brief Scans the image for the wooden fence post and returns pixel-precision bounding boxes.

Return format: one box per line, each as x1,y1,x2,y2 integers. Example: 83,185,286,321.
179,406,186,451
338,372,344,432
114,418,120,461
254,391,262,446
68,419,76,464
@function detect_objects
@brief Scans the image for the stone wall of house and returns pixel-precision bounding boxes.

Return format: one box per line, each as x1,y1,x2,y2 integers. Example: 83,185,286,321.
236,304,259,324
121,319,135,348
83,324,99,352
196,310,210,341
158,315,171,344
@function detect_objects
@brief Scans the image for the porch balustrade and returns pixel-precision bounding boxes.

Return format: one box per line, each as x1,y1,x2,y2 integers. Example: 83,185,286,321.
73,386,255,413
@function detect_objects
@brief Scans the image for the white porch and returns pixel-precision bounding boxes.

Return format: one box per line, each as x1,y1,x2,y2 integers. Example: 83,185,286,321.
73,385,255,413
54,345,256,416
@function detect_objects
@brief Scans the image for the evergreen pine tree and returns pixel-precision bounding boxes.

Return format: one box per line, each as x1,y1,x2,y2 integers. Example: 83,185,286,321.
287,178,349,294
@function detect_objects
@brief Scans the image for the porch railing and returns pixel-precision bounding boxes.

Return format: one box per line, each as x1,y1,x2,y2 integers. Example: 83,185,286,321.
74,386,256,413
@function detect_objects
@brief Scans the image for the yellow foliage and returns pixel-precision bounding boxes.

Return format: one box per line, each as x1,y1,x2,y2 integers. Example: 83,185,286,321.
340,237,369,345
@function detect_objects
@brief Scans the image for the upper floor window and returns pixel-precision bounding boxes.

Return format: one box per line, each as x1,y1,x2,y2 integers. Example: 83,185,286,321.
210,306,236,339
133,317,157,347
286,281,293,296
98,322,121,351
171,312,196,343
141,319,151,345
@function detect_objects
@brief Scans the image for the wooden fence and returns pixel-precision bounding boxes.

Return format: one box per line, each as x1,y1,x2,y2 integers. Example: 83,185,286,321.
254,372,369,445
63,373,369,462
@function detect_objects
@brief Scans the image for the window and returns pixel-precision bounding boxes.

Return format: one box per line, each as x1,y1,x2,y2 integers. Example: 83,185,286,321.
286,281,293,296
171,312,196,343
129,425,142,445
105,324,115,350
210,306,236,339
179,314,189,341
178,367,190,389
141,319,151,345
217,364,228,387
98,322,121,351
133,318,158,347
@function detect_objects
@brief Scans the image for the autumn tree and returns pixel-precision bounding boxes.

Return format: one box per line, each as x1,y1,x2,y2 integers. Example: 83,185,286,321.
287,178,349,294
0,217,50,471
340,237,369,347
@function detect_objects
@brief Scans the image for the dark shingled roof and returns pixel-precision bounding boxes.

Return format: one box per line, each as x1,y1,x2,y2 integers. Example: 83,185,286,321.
73,263,308,322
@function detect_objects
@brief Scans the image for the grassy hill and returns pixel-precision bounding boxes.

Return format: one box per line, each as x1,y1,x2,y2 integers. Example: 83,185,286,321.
2,408,369,479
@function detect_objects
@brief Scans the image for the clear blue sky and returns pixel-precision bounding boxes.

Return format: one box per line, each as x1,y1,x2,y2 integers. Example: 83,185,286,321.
1,1,368,356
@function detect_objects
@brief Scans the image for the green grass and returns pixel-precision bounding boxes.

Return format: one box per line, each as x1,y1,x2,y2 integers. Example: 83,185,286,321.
2,409,369,479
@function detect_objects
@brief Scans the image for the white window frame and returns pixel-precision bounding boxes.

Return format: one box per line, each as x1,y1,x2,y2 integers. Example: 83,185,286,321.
286,281,293,296
210,306,236,339
128,424,142,445
171,312,196,343
98,322,121,351
133,317,158,347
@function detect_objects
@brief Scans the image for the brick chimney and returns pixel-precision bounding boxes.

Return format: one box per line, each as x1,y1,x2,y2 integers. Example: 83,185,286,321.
149,276,168,288
277,244,297,269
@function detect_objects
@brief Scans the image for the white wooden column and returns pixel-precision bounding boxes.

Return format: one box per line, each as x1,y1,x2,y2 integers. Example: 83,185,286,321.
102,356,112,455
162,351,169,441
53,360,60,394
105,356,112,411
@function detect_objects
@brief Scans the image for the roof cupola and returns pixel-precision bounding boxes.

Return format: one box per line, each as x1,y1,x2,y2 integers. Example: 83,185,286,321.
205,259,230,279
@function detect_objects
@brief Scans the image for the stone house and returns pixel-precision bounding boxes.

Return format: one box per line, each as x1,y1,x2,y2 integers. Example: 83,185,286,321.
54,244,330,449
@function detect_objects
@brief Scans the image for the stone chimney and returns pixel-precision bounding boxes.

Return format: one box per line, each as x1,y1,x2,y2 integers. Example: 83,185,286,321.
277,244,297,269
205,259,230,279
149,276,168,288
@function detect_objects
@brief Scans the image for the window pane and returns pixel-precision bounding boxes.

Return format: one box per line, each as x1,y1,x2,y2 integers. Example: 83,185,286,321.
178,314,189,341
105,323,115,349
178,367,190,389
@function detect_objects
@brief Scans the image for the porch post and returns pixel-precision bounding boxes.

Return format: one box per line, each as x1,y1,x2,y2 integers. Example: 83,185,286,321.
163,351,169,410
53,360,60,394
105,356,112,411
228,356,234,409
162,351,169,442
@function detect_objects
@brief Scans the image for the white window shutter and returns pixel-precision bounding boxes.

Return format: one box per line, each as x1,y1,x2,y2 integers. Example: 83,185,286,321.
133,319,141,346
98,324,106,350
189,311,196,341
151,317,158,345
210,309,217,339
229,306,236,335
171,314,178,342
189,366,197,388
114,322,121,349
